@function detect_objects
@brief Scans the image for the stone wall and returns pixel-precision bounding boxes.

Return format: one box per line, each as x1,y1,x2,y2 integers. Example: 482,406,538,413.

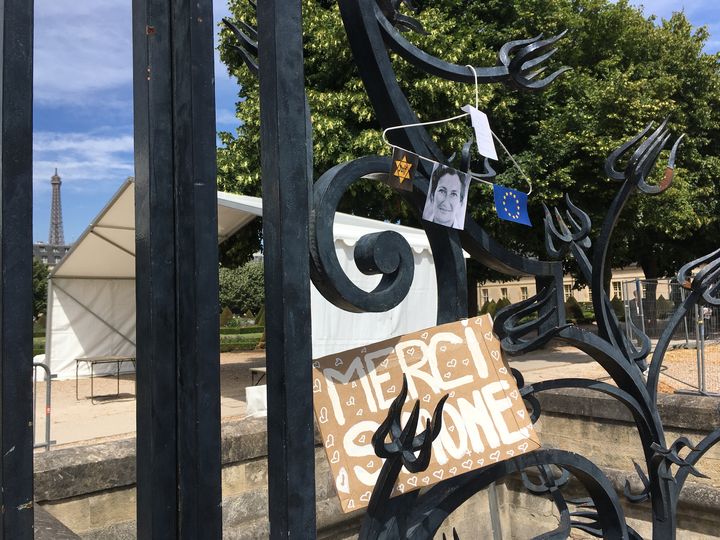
33,390,720,539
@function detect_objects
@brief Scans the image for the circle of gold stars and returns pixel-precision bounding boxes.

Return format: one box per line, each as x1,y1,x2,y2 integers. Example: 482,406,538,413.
502,191,521,220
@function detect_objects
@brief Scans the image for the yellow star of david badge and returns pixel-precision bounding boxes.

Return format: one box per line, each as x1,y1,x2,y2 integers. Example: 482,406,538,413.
393,155,413,183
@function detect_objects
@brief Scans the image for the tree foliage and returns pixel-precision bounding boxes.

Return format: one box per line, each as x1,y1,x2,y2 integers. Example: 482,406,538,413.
218,0,720,280
33,258,49,320
218,260,265,316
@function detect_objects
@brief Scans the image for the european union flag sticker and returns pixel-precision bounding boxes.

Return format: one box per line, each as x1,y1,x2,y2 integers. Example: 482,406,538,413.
493,185,532,226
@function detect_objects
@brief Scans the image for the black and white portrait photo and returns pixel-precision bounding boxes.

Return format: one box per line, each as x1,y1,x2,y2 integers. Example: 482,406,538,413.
422,163,469,230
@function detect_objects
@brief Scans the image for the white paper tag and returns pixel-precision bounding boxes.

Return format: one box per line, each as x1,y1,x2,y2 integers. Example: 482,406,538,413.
461,105,498,161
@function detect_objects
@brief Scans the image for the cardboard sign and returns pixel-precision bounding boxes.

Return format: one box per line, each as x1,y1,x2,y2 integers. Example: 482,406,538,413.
312,315,540,512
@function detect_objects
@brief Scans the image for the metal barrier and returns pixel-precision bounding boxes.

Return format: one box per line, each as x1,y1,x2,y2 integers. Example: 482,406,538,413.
623,279,720,395
32,362,55,451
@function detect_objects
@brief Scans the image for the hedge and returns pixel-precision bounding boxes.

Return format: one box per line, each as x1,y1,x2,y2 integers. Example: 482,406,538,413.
220,326,265,335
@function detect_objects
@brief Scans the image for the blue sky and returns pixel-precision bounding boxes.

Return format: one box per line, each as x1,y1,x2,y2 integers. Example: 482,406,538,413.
33,1,720,243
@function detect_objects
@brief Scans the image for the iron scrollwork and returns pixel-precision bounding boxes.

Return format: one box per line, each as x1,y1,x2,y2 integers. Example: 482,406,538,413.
226,1,720,537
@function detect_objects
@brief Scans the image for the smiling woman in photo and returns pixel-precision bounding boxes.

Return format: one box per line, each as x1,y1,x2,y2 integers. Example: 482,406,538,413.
422,164,469,230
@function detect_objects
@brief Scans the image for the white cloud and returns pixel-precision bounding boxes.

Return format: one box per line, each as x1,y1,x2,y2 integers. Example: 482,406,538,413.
216,108,238,126
34,0,133,105
33,131,134,193
35,0,237,106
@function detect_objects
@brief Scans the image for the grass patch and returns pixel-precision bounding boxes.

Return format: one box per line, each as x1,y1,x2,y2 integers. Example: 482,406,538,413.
220,332,263,352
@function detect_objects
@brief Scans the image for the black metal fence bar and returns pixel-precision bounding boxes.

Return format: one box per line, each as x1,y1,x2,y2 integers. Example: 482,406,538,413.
0,0,35,536
132,0,222,537
257,1,317,537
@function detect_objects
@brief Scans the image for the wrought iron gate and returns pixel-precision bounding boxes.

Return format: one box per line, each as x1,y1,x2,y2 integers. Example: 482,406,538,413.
2,0,720,539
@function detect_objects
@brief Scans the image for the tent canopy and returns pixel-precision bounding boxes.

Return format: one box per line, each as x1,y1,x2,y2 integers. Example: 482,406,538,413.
46,180,439,378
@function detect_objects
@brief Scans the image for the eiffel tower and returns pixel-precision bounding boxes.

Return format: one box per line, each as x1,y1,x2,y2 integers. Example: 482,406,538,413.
33,169,71,267
48,168,64,245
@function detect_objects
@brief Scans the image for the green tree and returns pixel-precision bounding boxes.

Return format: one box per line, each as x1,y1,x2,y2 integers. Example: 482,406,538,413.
218,0,720,282
219,261,265,316
32,257,49,320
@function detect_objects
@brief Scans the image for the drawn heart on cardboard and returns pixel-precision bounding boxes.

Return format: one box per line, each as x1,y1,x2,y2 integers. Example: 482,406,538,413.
490,451,500,462
447,358,457,368
325,434,335,448
336,467,350,494
462,459,473,470
313,379,322,393
433,470,444,480
407,476,418,487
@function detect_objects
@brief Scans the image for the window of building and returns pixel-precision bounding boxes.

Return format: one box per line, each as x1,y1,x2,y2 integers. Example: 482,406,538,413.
41,256,47,264
521,286,528,301
500,287,508,300
588,289,593,302
564,284,572,301
612,281,623,300
481,288,489,304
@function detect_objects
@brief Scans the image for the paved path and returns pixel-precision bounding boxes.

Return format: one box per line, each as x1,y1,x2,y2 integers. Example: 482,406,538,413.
34,343,691,451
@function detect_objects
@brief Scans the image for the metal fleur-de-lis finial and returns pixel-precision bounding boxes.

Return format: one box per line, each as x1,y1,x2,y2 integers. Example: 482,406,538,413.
542,194,592,260
604,118,684,194
372,374,447,474
223,1,258,76
677,248,720,307
376,0,428,34
499,31,572,91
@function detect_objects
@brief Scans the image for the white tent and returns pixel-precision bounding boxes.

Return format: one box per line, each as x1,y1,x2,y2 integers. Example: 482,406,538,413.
45,179,439,379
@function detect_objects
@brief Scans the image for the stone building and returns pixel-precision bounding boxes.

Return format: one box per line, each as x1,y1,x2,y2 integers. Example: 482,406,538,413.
478,265,647,306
